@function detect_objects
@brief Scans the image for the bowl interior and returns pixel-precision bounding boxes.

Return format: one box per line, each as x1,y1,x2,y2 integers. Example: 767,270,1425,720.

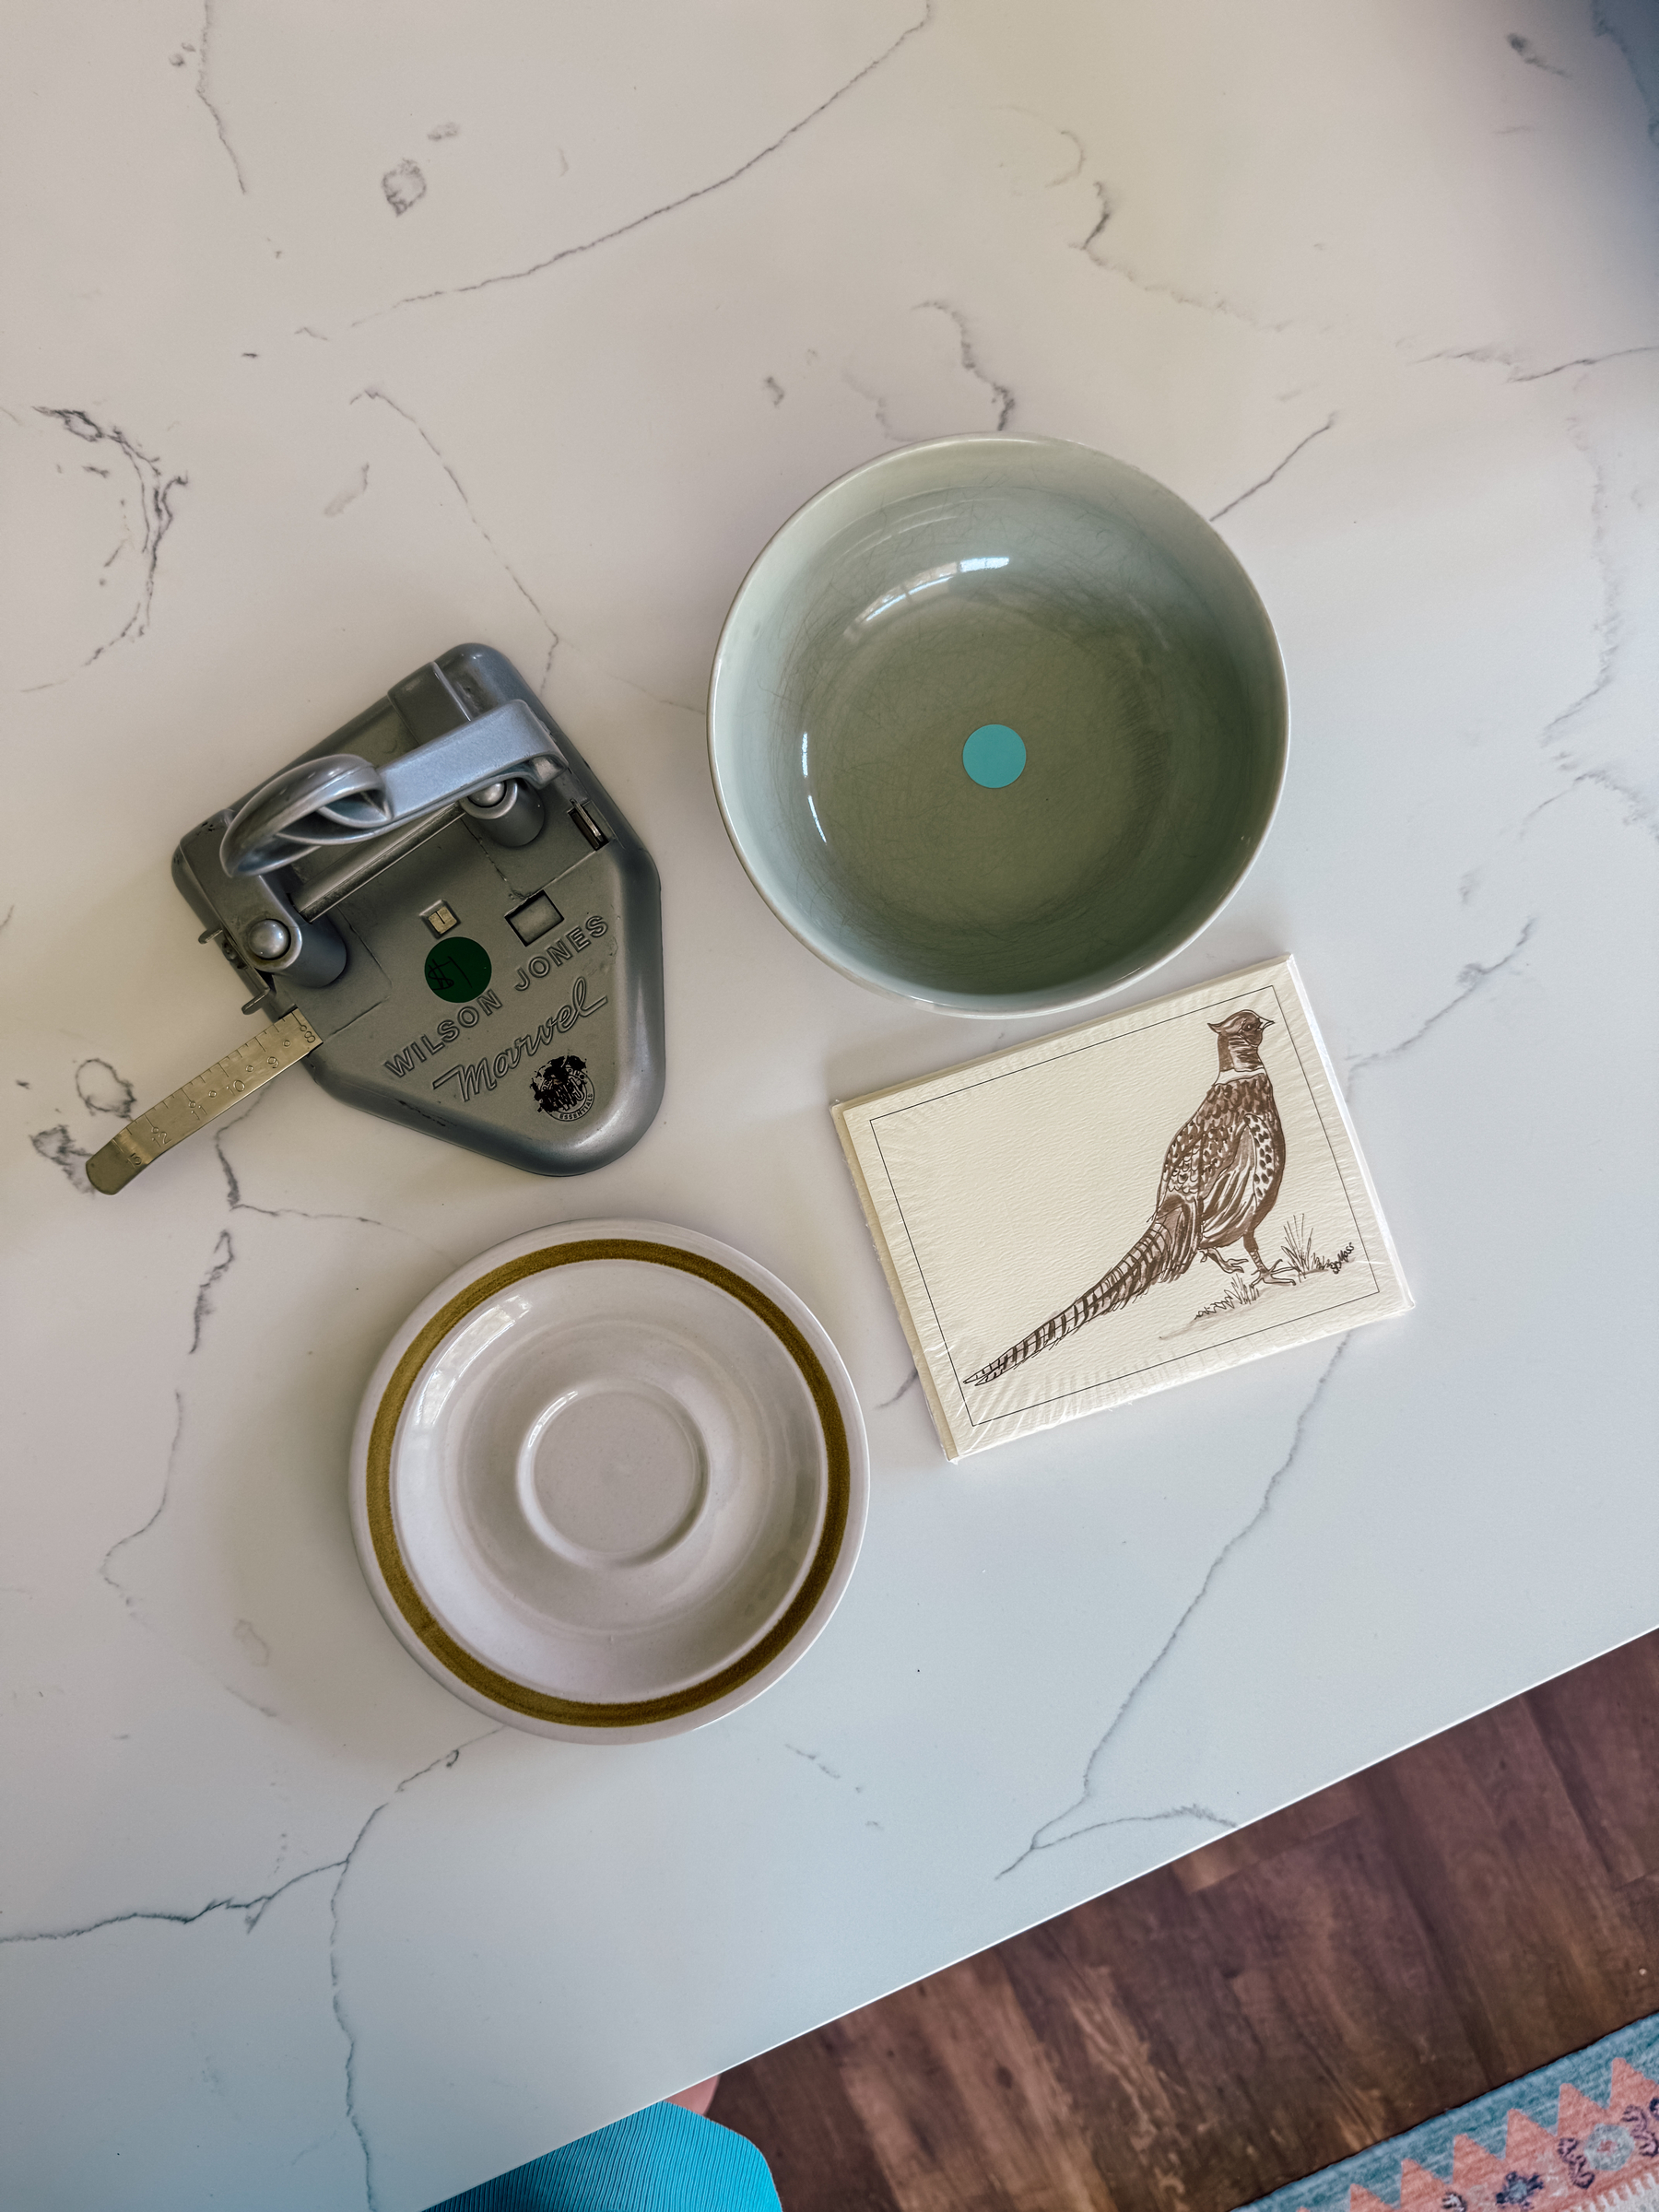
710,438,1287,1013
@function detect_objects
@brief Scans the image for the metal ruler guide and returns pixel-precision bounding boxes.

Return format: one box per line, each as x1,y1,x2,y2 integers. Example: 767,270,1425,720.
87,1011,322,1194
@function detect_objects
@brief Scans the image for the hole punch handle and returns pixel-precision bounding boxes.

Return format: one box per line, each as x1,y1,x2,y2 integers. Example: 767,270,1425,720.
220,700,559,878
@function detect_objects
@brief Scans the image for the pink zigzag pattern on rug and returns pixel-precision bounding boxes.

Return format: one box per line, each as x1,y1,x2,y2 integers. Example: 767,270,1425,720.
1312,2058,1659,2212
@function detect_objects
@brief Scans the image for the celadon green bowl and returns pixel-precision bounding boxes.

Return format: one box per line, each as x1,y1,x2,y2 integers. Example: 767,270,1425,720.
707,435,1288,1016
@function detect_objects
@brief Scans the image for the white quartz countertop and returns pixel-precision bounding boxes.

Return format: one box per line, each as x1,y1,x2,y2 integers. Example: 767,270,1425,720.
5,5,1656,2206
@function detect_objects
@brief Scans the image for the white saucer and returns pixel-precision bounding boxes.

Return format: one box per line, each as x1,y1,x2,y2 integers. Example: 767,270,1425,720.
349,1220,869,1742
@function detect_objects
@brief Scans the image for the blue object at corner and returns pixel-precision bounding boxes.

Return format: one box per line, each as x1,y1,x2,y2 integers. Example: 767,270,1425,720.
426,2101,782,2212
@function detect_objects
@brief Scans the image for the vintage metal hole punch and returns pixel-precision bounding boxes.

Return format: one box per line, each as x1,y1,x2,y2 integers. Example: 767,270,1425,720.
88,646,665,1194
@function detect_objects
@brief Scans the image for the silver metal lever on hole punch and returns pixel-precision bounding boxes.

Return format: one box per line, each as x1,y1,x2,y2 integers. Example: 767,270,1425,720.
220,698,560,877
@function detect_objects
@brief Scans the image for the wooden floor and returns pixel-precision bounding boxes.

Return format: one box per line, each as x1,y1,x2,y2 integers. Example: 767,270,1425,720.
710,1630,1659,2212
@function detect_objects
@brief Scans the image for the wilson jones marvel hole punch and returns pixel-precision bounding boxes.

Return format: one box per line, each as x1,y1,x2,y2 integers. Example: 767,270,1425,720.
88,646,665,1194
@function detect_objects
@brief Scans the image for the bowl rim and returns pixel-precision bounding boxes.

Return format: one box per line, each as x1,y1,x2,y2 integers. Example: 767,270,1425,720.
706,431,1290,1018
348,1218,871,1743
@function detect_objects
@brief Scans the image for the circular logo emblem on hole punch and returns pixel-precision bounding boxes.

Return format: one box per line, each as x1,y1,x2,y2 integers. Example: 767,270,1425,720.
424,937,492,1002
531,1054,595,1121
962,724,1026,788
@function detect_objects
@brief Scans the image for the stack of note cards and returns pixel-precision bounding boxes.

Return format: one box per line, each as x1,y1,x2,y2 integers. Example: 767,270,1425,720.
833,956,1411,1461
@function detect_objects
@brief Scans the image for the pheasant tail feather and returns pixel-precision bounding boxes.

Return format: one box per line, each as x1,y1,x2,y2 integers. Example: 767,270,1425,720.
965,1197,1197,1385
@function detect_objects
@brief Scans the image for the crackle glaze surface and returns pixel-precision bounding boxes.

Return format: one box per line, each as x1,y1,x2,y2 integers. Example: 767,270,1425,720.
3,5,1656,2208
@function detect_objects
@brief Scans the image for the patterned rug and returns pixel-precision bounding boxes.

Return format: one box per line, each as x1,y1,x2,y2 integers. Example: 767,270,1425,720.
1240,2014,1659,2212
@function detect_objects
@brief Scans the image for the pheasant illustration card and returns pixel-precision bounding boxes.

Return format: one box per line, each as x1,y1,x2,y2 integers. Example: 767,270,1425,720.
833,956,1411,1461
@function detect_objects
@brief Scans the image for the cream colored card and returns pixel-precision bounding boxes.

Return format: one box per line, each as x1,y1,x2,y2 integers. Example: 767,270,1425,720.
833,956,1412,1460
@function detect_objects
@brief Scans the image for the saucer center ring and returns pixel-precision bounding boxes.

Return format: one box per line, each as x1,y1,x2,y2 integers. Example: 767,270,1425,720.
516,1383,708,1565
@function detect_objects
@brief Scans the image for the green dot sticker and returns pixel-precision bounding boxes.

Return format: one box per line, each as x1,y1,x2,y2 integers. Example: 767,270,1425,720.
962,724,1026,788
424,936,492,1002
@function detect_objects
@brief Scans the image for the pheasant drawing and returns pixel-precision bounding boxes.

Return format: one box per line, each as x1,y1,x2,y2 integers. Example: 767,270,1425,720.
965,1008,1290,1385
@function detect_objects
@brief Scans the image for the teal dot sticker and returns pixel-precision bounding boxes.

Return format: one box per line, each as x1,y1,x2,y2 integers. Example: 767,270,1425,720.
424,936,492,1002
962,724,1026,788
